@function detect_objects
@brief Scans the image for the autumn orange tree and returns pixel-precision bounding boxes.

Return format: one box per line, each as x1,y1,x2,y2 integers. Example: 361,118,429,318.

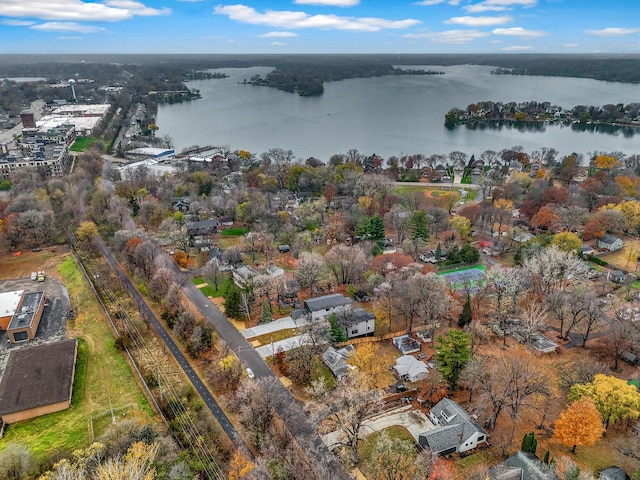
553,397,604,453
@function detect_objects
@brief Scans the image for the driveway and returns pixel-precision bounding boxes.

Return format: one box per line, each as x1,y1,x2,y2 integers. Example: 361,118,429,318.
254,333,328,359
321,405,434,448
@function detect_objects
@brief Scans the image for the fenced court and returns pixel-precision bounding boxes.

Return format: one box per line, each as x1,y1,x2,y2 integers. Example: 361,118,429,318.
439,265,486,290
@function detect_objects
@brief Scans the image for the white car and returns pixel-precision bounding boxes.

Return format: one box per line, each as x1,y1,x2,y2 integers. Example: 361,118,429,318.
30,272,37,281
246,368,255,379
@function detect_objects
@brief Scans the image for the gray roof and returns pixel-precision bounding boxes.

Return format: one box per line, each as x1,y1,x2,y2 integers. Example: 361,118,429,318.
599,234,621,244
420,398,487,454
186,219,219,235
337,307,375,328
8,291,44,330
304,293,351,312
503,451,558,480
322,345,355,380
599,466,629,480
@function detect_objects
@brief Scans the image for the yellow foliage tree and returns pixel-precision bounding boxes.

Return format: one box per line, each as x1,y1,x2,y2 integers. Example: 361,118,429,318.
351,342,388,390
551,232,581,252
625,240,640,268
0,218,3,232
553,397,604,453
494,198,514,211
602,201,640,233
593,154,620,171
228,450,255,480
449,215,471,239
615,175,640,197
569,374,640,429
77,220,99,241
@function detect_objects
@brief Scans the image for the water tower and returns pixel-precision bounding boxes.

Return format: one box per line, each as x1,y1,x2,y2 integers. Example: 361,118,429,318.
68,79,77,102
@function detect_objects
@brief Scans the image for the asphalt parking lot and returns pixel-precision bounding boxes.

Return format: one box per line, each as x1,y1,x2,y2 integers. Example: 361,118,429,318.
0,275,70,354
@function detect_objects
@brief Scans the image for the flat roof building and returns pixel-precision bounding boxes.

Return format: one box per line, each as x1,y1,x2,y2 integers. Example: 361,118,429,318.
0,290,24,330
7,291,46,343
0,339,78,424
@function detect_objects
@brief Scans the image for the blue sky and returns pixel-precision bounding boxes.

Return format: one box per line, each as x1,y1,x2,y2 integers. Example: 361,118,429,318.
1,0,639,54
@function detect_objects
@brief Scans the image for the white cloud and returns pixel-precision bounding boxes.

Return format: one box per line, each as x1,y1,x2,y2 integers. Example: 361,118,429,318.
585,27,640,37
563,43,579,48
464,0,536,12
446,15,512,26
30,21,106,33
414,0,461,5
294,0,359,6
0,0,170,22
502,45,533,51
404,29,489,44
259,31,298,38
57,35,82,40
492,27,545,37
214,4,421,32
270,41,287,46
1,19,35,26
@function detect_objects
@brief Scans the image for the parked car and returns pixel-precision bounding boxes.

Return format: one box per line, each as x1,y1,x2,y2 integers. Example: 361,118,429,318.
37,271,45,282
30,271,37,281
246,367,255,379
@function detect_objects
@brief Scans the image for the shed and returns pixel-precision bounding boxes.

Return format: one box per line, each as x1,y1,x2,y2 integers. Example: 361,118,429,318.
599,466,630,480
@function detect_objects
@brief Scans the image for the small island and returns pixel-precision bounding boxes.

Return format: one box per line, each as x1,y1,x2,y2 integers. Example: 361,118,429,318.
444,100,640,132
243,64,444,96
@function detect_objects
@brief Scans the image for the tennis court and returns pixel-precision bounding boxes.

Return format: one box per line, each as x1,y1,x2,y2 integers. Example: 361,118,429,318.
440,266,486,289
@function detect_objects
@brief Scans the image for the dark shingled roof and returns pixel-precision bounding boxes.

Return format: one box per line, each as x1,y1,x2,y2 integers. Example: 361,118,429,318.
503,451,559,480
0,339,78,416
304,294,351,312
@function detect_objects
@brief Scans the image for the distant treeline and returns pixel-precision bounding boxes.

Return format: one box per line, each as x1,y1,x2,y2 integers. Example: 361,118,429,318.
243,64,443,96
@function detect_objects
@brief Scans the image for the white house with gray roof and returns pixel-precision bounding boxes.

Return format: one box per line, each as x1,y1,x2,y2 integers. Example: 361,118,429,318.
300,293,352,322
597,234,623,252
418,398,488,456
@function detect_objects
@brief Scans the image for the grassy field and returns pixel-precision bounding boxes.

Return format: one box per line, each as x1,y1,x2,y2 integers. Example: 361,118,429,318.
395,184,477,202
250,328,299,345
220,227,249,237
70,136,97,152
0,254,152,463
192,276,232,297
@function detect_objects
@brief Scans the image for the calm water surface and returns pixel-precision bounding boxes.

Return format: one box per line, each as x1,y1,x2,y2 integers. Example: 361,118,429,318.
157,65,640,161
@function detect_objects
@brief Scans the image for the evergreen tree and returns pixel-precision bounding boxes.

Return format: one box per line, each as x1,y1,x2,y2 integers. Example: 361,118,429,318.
458,296,473,327
435,242,442,262
521,432,537,454
328,314,347,343
410,211,429,241
543,451,550,465
223,283,242,319
435,329,471,389
460,243,480,263
260,300,272,323
369,214,386,241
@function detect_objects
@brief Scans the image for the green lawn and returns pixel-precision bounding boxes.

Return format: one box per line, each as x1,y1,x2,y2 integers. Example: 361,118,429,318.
0,255,152,463
250,328,299,345
70,136,97,152
192,276,232,297
220,227,249,237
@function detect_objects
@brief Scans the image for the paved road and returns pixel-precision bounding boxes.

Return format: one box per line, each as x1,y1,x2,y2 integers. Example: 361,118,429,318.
177,271,352,479
97,239,350,479
94,238,242,448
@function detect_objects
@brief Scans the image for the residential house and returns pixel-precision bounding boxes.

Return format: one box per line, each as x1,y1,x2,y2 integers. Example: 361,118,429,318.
232,265,258,288
266,265,285,279
278,280,300,308
301,293,352,322
599,466,630,480
488,451,559,480
218,217,234,227
418,398,488,456
322,345,355,380
186,219,220,237
393,355,429,383
171,196,192,212
597,234,624,252
337,307,375,339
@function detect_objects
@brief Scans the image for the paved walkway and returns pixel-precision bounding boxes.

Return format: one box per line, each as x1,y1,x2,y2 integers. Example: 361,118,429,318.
321,406,434,448
242,316,296,339
255,333,328,358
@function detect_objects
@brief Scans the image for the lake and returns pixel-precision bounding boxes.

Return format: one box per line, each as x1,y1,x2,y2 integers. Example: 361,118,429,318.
156,65,640,162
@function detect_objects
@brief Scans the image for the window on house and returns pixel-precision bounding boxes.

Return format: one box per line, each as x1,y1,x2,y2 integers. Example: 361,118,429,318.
351,329,358,334
478,436,484,441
